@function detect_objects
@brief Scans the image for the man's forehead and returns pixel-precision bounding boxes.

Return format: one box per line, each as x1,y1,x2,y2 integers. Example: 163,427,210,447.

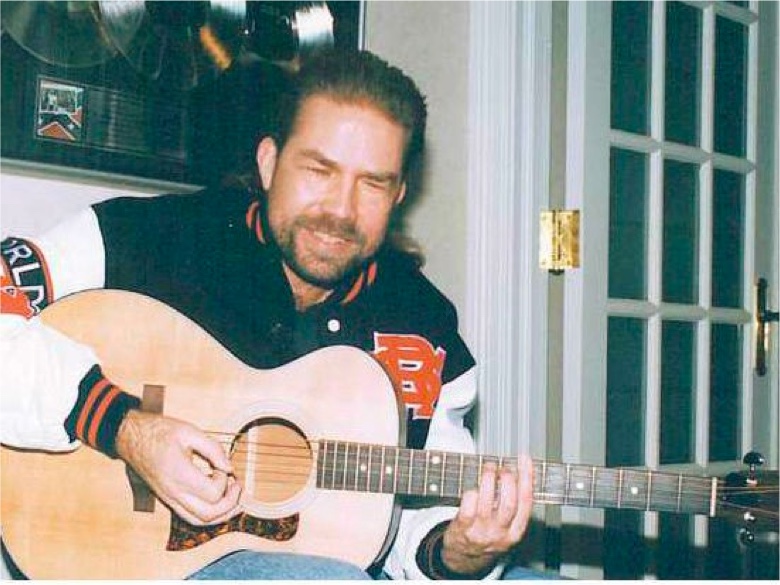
293,94,405,134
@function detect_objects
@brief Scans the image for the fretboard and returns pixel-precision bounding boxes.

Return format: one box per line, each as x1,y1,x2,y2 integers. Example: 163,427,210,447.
315,440,718,517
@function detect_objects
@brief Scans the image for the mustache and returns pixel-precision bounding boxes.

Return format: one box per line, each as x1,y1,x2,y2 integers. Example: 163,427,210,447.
296,214,363,244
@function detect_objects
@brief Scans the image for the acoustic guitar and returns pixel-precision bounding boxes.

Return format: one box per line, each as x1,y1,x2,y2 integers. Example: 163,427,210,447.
1,291,777,579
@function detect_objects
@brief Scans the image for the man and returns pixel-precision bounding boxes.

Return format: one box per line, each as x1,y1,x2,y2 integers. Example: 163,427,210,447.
1,49,542,579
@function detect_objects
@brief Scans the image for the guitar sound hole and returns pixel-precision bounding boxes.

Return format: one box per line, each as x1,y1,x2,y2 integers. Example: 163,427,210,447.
231,417,312,505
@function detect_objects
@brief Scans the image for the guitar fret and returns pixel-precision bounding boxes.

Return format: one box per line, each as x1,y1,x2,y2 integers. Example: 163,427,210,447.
366,445,372,493
441,452,447,497
645,471,652,511
423,452,430,496
709,477,717,517
676,474,683,513
617,469,624,508
564,464,571,505
458,453,465,496
425,452,441,496
317,440,323,487
589,466,597,508
393,448,400,494
540,460,547,502
330,442,339,490
498,456,508,500
354,444,361,492
380,446,387,494
342,443,350,490
318,440,327,488
407,450,414,494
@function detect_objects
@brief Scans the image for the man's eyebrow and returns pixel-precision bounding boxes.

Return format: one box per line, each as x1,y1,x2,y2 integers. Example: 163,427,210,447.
297,149,337,167
297,149,401,184
362,170,401,185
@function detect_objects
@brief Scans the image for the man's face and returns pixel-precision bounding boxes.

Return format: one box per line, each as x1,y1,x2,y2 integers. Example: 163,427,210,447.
257,95,407,289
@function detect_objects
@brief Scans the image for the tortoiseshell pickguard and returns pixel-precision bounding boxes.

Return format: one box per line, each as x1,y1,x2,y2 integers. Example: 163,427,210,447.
167,512,299,551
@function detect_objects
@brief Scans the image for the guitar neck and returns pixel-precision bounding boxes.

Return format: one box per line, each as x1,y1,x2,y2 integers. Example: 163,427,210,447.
316,440,718,517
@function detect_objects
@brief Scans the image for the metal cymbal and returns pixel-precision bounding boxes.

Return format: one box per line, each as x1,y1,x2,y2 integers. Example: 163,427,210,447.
98,0,248,90
1,1,118,68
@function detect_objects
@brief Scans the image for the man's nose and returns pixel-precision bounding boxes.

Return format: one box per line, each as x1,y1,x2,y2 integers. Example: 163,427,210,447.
321,177,358,220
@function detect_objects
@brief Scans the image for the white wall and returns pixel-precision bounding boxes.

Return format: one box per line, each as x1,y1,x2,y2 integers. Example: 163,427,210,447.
0,163,194,238
364,1,470,314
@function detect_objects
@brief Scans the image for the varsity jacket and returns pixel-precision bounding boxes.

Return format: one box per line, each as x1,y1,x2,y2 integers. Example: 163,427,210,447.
0,187,500,579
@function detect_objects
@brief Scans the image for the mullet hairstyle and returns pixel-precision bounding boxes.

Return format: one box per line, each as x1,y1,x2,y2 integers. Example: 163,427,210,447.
273,48,428,178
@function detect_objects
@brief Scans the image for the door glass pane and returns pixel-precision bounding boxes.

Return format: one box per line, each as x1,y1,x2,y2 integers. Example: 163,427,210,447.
611,1,651,134
604,510,644,579
660,321,696,464
709,324,742,461
609,148,648,299
663,159,699,304
712,170,745,308
607,317,646,466
714,16,748,157
707,517,746,578
658,515,695,579
605,316,647,581
665,2,702,146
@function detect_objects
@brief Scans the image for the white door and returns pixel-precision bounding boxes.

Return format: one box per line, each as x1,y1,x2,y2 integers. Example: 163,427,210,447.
558,0,778,579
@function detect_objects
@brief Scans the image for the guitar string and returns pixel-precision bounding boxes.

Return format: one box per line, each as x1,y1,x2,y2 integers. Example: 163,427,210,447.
227,456,779,518
207,432,777,510
224,466,777,517
211,434,775,493
211,436,774,494
212,442,777,507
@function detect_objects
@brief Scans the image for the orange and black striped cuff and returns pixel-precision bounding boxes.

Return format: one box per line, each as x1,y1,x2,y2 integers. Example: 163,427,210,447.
64,365,141,458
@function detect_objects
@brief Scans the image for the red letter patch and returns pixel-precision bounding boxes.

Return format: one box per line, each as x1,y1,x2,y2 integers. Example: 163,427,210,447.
0,274,35,319
373,333,447,420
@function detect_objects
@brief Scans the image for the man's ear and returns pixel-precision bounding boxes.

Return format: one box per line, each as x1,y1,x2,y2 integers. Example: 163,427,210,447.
394,181,407,206
256,137,278,191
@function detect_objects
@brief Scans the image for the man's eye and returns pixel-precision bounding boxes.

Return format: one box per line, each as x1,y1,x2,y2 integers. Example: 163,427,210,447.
305,165,330,176
363,178,391,192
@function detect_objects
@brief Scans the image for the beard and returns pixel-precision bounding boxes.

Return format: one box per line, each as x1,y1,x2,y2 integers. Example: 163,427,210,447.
271,213,371,288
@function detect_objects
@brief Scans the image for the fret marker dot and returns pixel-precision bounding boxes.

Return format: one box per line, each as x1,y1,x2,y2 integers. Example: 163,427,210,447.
576,481,584,490
430,484,438,493
630,486,639,495
432,455,441,465
385,466,393,475
360,464,367,473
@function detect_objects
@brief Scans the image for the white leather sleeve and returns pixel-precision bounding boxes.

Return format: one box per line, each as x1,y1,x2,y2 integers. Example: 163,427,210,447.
381,367,505,579
0,209,105,450
30,208,106,300
0,314,97,450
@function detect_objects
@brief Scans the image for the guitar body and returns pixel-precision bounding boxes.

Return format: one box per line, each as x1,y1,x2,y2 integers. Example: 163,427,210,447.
1,290,402,579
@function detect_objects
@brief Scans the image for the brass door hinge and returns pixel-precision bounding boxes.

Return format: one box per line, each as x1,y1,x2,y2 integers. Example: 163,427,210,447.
755,277,779,376
540,210,580,274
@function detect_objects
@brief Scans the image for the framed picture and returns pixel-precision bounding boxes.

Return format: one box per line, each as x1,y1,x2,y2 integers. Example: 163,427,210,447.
1,1,362,186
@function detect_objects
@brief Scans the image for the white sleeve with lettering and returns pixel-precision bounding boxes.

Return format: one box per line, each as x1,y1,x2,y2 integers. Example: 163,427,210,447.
381,367,504,580
0,209,106,450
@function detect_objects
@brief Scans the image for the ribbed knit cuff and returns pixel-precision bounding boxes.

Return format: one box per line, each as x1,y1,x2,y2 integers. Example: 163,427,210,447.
416,521,496,580
64,365,140,458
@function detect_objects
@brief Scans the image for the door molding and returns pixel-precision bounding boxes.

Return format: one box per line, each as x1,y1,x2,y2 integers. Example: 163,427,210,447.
464,2,551,459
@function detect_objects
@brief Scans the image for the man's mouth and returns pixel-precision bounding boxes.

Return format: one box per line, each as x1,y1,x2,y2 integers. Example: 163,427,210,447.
297,216,361,252
309,228,351,246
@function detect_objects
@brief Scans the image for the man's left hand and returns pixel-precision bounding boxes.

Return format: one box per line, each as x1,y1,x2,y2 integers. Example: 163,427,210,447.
441,454,534,576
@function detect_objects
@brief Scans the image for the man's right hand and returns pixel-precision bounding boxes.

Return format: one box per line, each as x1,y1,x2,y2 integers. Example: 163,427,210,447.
115,410,242,526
